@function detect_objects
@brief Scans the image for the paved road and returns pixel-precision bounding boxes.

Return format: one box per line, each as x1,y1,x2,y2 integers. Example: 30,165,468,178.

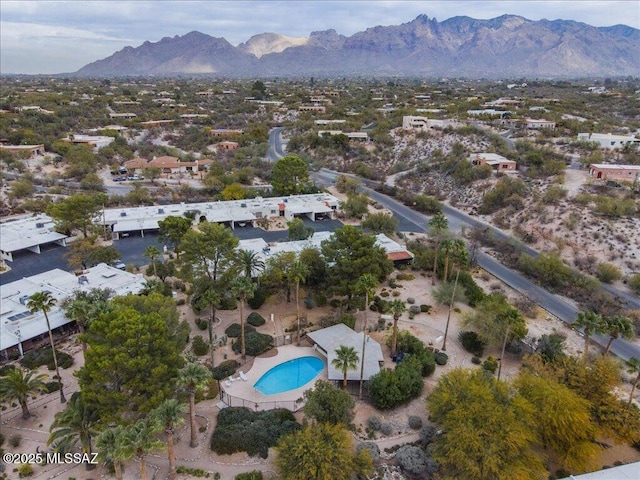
267,127,286,162
314,167,640,362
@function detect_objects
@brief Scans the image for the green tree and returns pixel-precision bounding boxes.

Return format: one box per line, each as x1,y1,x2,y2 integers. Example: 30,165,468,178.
263,251,297,302
535,333,567,364
80,172,105,191
428,369,545,480
287,217,314,241
321,225,392,298
142,166,162,183
626,357,640,409
87,245,120,266
158,216,193,259
234,248,265,280
221,182,247,200
143,245,162,278
461,293,528,349
433,279,467,307
0,368,48,419
275,423,373,480
177,362,212,448
231,277,256,360
47,193,106,237
271,155,311,195
62,288,112,355
428,212,449,286
303,380,355,425
27,291,66,403
180,222,238,283
389,299,407,356
47,392,98,469
361,212,398,235
573,311,606,360
356,273,377,399
601,315,634,356
332,345,359,390
299,247,327,287
9,178,35,199
342,193,369,219
152,399,186,480
335,175,359,195
368,357,424,409
122,418,163,480
77,301,184,423
95,426,130,480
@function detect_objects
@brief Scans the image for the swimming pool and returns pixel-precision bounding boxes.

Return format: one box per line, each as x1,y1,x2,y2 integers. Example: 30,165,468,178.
254,356,325,395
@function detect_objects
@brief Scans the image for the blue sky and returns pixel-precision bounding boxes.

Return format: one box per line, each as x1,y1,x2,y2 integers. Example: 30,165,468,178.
1,1,637,74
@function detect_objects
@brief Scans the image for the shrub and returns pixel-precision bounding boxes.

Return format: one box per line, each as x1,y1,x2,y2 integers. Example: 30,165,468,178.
247,286,268,309
0,364,16,376
406,297,415,304
482,356,498,374
380,291,390,298
471,356,482,365
192,336,209,356
45,381,61,393
211,360,239,381
9,434,21,448
356,442,380,462
247,312,266,327
629,274,640,293
408,416,423,430
419,304,432,313
21,348,73,370
235,471,263,480
232,331,273,357
409,305,420,314
458,271,486,307
176,298,186,306
367,416,382,431
419,425,437,446
195,318,208,330
17,463,34,478
596,262,622,284
336,313,356,330
304,296,315,309
380,423,393,436
434,351,448,366
176,466,210,477
391,331,436,377
369,357,423,409
315,292,327,307
225,323,256,338
210,407,300,458
396,445,430,475
458,331,486,357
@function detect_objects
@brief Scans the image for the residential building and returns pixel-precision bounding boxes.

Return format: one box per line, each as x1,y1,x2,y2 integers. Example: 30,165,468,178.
402,116,452,129
218,141,239,151
0,264,146,357
124,156,210,175
0,144,45,157
578,133,640,150
588,163,640,182
0,214,68,262
525,118,556,130
469,153,517,171
209,128,244,137
64,134,115,151
298,105,326,113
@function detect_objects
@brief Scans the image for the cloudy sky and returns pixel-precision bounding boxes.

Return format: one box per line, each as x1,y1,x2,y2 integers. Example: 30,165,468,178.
1,1,637,74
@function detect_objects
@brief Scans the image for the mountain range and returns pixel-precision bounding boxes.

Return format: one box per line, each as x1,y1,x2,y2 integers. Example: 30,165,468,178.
76,14,640,77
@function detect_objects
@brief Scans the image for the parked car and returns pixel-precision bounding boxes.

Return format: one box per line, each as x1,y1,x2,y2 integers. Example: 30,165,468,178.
111,260,126,270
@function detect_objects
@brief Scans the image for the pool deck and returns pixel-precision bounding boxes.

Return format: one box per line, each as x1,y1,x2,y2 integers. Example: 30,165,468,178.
220,345,328,409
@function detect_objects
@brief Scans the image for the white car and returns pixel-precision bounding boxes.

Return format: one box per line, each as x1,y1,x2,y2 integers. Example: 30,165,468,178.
112,260,126,270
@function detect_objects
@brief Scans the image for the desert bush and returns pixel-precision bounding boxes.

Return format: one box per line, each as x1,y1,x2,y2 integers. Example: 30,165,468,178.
419,425,437,446
409,305,420,314
304,296,315,309
336,313,356,330
45,381,61,393
596,262,622,284
458,331,486,356
396,445,430,475
18,463,34,478
356,442,380,462
482,356,498,374
9,434,21,447
629,274,640,293
380,423,393,436
367,416,382,431
232,331,273,357
390,331,436,377
406,297,415,304
246,312,266,327
195,318,208,330
419,304,432,313
458,271,487,307
192,336,209,356
210,407,299,458
408,415,423,430
211,360,239,381
247,286,268,309
176,466,210,477
225,323,256,338
368,357,423,409
471,356,482,365
434,351,448,366
20,348,73,370
234,471,263,480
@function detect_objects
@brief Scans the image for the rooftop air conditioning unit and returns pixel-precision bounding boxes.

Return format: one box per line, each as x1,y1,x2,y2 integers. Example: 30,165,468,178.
35,222,45,228
120,212,127,217
158,208,164,214
19,295,30,305
240,203,247,208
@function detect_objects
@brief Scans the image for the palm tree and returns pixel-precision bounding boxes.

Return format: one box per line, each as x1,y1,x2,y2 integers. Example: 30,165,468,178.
96,425,130,480
62,288,112,355
497,309,522,381
177,362,211,447
626,357,640,409
122,418,163,480
442,268,460,352
602,315,634,356
143,245,162,278
27,291,66,403
573,311,605,360
234,248,265,280
47,392,98,469
200,288,222,367
290,259,309,346
428,212,449,285
231,277,256,360
441,238,468,282
356,273,377,400
152,399,186,480
389,299,407,356
0,368,48,419
332,345,359,390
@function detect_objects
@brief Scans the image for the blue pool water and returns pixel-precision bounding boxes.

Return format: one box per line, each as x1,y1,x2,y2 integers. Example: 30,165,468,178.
254,356,325,395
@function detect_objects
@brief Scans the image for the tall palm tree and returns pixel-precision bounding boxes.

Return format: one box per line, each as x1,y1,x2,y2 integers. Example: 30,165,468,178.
47,392,98,469
152,399,186,480
177,362,211,447
626,357,640,409
332,345,359,390
290,259,309,346
0,368,48,419
200,288,222,367
356,273,377,400
27,291,66,403
428,212,449,285
442,268,460,352
573,311,605,360
496,309,522,381
442,238,468,282
122,418,163,480
231,277,256,360
143,245,162,278
602,315,634,356
96,425,130,480
234,248,265,280
389,299,407,356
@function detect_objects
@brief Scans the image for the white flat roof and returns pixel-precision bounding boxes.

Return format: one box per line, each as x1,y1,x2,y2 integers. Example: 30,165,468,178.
1,264,146,351
0,214,67,254
559,462,640,480
307,324,383,381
